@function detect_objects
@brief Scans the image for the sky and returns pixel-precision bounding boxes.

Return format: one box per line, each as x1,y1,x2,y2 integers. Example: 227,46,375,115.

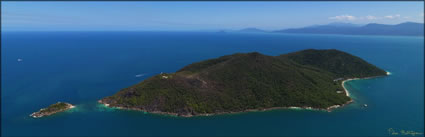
1,2,424,31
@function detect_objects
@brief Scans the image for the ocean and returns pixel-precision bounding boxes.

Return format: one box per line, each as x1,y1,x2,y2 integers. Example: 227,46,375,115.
1,31,424,136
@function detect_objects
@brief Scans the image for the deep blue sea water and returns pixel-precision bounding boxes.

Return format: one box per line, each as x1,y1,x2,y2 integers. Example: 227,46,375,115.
2,31,424,136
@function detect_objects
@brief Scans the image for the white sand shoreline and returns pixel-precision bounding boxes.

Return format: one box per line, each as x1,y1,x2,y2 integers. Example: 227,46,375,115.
342,71,391,99
342,78,356,97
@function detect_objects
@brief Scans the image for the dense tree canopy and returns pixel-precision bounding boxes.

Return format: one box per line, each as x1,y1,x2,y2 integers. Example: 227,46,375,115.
100,49,387,116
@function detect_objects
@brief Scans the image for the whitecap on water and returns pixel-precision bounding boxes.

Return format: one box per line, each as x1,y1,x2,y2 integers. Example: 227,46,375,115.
135,73,147,77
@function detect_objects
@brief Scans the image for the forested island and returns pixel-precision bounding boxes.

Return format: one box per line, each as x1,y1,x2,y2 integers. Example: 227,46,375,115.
30,102,75,118
99,49,388,117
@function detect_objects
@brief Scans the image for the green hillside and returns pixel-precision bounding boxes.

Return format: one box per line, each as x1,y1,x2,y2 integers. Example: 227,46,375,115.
100,49,387,116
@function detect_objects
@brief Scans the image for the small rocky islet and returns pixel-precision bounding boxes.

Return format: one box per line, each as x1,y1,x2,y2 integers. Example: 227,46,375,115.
99,49,388,117
30,102,75,118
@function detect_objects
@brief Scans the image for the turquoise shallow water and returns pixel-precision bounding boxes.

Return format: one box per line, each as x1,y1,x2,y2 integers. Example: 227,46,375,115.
1,31,423,136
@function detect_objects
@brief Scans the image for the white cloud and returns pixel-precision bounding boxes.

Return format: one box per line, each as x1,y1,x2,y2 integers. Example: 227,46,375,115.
384,14,401,19
329,15,357,21
365,15,377,20
328,14,418,22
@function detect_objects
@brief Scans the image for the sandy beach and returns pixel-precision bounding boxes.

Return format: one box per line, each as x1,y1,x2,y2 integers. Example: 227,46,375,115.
341,72,391,100
342,78,358,97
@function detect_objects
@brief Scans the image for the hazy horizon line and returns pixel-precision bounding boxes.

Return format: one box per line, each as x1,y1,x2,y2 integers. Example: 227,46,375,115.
2,21,423,32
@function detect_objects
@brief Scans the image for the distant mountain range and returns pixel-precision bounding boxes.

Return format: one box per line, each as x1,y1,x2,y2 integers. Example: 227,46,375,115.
306,22,364,28
274,22,424,36
239,28,268,33
237,22,423,36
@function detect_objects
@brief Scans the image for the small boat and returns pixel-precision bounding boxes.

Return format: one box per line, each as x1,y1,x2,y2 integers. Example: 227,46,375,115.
17,58,23,62
363,104,368,107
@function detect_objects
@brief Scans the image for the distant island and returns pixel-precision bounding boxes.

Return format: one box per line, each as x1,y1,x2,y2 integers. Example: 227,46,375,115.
99,49,388,117
30,102,75,118
275,22,424,36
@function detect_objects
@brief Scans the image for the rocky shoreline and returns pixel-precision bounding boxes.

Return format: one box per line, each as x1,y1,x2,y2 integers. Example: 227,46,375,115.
30,102,75,118
98,72,389,117
98,99,353,117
